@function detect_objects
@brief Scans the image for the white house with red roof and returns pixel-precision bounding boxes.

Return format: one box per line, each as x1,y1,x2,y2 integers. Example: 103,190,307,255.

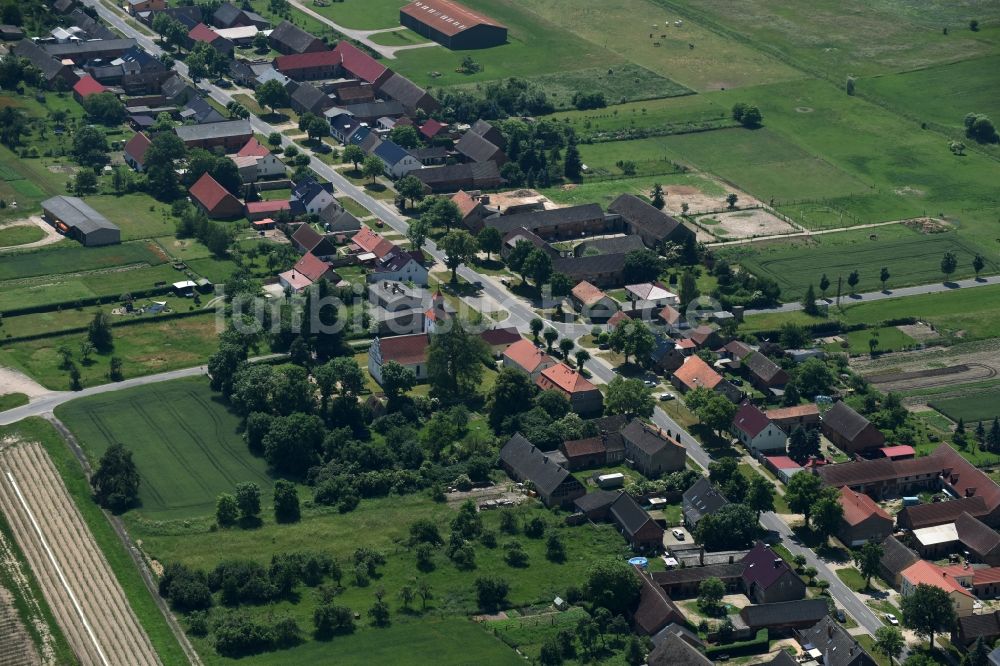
278,252,339,292
731,401,786,456
502,338,556,380
536,363,604,414
232,137,285,183
351,227,396,260
368,333,430,385
837,487,893,546
901,559,976,616
123,132,151,171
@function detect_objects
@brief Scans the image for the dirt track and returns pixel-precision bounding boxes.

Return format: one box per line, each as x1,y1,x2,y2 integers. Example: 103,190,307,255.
854,340,1000,393
0,441,159,666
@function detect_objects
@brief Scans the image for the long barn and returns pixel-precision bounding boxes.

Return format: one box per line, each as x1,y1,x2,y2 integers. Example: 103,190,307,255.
399,0,507,50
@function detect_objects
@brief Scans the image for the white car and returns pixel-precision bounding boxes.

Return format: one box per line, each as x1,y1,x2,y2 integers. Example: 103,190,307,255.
643,379,658,388
659,392,675,402
884,613,899,626
671,529,685,540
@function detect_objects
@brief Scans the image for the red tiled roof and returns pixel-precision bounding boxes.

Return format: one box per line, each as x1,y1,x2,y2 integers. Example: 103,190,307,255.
765,404,820,421
451,190,478,219
420,118,445,138
275,49,340,72
123,132,151,166
378,333,429,366
503,339,552,373
332,40,388,84
73,75,107,98
189,172,237,212
292,252,331,282
562,437,606,459
902,560,973,597
607,310,632,330
881,445,916,459
676,338,696,350
351,227,396,258
658,304,681,326
765,456,801,470
838,487,891,526
480,327,521,347
188,23,220,43
571,280,607,307
673,355,722,391
536,363,596,395
733,401,771,439
237,137,270,158
278,269,312,290
246,200,290,214
400,0,505,37
973,567,1000,586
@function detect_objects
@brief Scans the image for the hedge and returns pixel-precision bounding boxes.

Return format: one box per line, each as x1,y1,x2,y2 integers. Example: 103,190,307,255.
704,629,769,658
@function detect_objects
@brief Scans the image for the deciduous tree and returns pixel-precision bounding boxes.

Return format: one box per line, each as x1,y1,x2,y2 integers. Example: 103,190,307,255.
91,442,140,513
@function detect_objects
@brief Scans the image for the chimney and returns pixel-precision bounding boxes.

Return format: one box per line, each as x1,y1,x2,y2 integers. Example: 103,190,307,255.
773,558,781,568
827,623,834,638
967,487,976,497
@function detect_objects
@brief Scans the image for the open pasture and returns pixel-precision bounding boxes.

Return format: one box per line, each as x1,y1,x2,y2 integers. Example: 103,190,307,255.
507,0,802,91
725,225,996,296
86,194,176,241
663,0,999,79
511,64,692,111
0,224,45,248
0,241,166,282
553,93,729,135
57,378,273,520
930,389,1000,426
0,263,183,313
309,0,403,30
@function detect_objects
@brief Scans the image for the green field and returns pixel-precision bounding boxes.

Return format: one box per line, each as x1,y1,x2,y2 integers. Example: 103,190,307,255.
0,224,45,247
825,327,918,355
0,392,28,411
863,55,1000,134
553,93,730,136
57,378,272,519
308,0,403,30
0,241,167,282
930,389,1000,426
0,311,220,389
366,28,429,47
724,225,998,297
86,195,176,241
663,0,1000,79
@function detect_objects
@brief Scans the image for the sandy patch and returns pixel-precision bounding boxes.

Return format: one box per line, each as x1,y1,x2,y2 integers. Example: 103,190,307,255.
0,366,49,399
0,216,65,253
894,186,925,197
902,217,949,234
696,209,798,240
896,323,938,342
46,164,77,174
662,181,763,216
488,189,558,211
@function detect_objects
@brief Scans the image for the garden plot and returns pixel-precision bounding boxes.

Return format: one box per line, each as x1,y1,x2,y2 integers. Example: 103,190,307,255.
0,439,159,666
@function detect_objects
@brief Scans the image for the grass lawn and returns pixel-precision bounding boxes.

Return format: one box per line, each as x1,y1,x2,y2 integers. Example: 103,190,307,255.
0,417,188,665
366,28,430,47
259,188,292,201
307,0,402,30
664,0,999,80
0,311,220,389
721,224,997,298
339,197,372,219
86,194,175,241
154,236,216,262
0,224,44,247
856,634,891,666
57,377,275,520
0,240,167,281
552,93,729,135
835,567,868,593
0,262,184,313
929,388,1000,426
0,392,28,410
504,0,801,92
825,327,917,356
742,282,1000,342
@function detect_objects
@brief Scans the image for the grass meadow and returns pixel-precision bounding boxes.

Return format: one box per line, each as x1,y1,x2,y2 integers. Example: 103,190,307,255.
308,0,403,30
723,225,996,297
0,241,167,282
0,224,44,247
57,378,273,520
0,263,183,312
87,194,177,241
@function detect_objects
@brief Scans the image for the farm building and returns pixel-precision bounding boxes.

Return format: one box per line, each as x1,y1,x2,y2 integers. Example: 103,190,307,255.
175,120,252,151
535,363,604,415
608,194,694,248
499,433,585,508
41,196,120,246
399,0,507,50
188,173,244,219
269,20,325,54
822,401,885,453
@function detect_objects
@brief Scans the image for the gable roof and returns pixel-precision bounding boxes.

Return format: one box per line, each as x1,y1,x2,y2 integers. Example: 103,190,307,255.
378,72,432,109
732,401,772,439
503,339,553,373
551,252,629,280
377,333,429,366
270,20,322,52
608,193,687,241
246,200,290,215
610,492,657,537
413,161,501,187
956,511,1000,557
175,119,252,143
480,327,520,347
744,350,787,384
574,489,620,514
673,355,723,391
237,137,271,158
880,535,919,578
570,280,607,307
292,223,323,252
647,631,711,666
621,419,682,457
824,401,878,442
766,403,820,422
455,129,503,163
374,139,413,166
188,22,222,44
332,40,388,84
839,487,891,526
658,304,682,327
399,0,506,37
901,559,974,597
420,118,445,139
562,436,607,459
537,363,597,395
579,235,647,257
351,227,395,258
292,252,332,282
275,49,340,72
451,190,480,219
123,132,151,166
291,82,329,112
13,40,72,82
499,433,580,497
740,599,829,628
741,542,796,591
189,172,239,212
634,569,686,638
682,477,729,524
487,203,605,235
73,75,107,98
958,610,1000,642
797,616,875,666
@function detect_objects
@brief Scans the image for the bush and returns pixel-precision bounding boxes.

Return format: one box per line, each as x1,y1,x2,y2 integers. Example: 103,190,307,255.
314,604,355,639
704,629,769,658
213,611,276,657
159,563,212,612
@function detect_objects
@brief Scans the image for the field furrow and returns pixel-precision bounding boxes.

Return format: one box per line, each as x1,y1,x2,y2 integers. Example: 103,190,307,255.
0,441,160,666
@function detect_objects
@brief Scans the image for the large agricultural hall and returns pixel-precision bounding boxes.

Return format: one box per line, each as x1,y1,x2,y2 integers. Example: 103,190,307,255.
399,0,507,50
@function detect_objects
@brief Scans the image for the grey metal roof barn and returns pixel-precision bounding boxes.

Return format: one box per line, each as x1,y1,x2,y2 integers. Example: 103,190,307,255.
42,196,120,246
175,119,253,143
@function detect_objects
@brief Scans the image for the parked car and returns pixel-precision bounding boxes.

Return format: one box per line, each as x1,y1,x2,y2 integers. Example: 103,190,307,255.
835,608,846,622
884,613,898,626
643,379,657,388
730,377,744,385
214,78,232,88
671,529,685,540
659,392,675,402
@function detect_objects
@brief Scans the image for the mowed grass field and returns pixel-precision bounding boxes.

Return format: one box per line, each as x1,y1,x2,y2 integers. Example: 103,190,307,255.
86,195,176,241
56,378,273,520
0,241,167,281
0,263,184,312
723,225,997,297
663,0,1000,79
308,0,402,30
930,389,1000,425
506,0,802,91
863,55,1000,133
0,224,45,247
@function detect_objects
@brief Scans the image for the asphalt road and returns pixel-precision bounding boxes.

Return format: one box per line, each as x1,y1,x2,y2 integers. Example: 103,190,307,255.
73,3,889,640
